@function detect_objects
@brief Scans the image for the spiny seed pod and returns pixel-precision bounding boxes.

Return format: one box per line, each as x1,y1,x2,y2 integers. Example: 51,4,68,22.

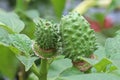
34,18,60,58
60,12,97,61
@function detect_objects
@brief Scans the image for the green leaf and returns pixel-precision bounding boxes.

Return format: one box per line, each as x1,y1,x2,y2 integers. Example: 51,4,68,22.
17,55,38,71
112,59,120,69
58,73,120,80
94,46,106,59
0,28,21,55
0,28,11,46
59,67,83,77
48,58,72,80
105,31,120,69
95,32,107,45
112,70,120,77
94,58,117,72
9,34,32,56
0,11,24,33
51,0,66,18
105,37,120,59
0,45,18,80
8,46,21,55
81,57,117,72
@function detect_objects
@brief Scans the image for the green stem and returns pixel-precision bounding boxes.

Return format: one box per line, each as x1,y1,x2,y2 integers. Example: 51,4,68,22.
30,63,40,78
15,0,30,12
39,59,48,80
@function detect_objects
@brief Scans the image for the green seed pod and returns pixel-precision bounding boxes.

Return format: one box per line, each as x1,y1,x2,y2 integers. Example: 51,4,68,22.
34,18,60,58
60,12,97,61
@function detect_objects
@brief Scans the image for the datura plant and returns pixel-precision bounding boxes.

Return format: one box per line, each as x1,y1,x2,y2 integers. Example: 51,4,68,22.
0,11,102,80
1,0,120,79
33,12,97,79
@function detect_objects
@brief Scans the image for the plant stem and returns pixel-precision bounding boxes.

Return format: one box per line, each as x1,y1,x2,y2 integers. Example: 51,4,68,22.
39,59,48,80
30,63,40,78
15,0,25,11
15,0,30,12
18,63,25,80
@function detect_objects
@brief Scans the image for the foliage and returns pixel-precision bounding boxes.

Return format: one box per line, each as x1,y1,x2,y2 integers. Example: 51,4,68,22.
0,11,24,33
0,0,120,80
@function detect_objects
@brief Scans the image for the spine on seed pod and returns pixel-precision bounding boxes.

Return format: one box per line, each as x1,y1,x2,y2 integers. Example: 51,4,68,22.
33,18,60,59
60,12,97,61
